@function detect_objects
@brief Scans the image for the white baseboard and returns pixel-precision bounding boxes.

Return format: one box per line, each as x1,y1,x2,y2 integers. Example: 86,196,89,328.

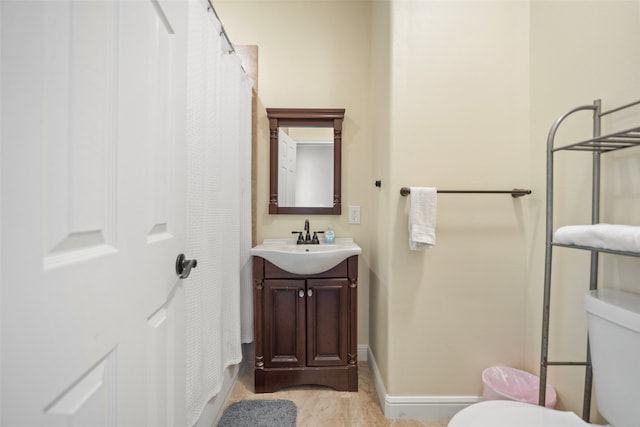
358,344,368,362
366,346,481,421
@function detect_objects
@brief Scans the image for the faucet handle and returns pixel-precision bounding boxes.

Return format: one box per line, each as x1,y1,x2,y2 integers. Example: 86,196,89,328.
291,231,304,244
313,231,324,244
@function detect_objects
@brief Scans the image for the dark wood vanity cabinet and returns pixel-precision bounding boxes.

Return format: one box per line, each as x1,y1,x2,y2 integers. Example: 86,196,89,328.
252,256,358,393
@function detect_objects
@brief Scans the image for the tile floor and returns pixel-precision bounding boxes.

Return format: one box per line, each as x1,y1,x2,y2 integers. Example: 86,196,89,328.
224,345,450,427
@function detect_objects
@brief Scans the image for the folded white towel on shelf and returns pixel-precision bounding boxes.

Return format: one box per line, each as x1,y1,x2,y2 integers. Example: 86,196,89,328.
554,224,640,253
408,187,437,251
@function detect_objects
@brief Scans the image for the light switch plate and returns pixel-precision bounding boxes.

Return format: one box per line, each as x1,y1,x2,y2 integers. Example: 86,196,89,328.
348,205,361,224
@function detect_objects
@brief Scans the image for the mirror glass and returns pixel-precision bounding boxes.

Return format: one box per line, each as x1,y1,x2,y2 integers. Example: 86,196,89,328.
267,108,345,215
277,127,334,208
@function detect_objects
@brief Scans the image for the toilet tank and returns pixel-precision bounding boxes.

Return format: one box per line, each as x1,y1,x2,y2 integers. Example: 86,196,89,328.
584,289,640,427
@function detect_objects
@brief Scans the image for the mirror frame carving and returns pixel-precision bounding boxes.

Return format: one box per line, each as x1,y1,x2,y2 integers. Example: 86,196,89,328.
267,108,345,215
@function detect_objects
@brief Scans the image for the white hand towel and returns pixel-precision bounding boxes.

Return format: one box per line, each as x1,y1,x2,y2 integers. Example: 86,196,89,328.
408,187,437,251
554,224,640,253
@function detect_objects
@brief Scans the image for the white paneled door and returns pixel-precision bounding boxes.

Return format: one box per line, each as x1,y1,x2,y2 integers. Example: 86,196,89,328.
2,1,190,426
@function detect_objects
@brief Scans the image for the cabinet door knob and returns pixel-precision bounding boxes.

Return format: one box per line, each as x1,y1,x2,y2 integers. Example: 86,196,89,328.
307,289,313,297
298,289,304,298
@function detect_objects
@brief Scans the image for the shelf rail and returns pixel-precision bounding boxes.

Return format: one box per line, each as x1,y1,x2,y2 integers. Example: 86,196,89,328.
540,98,640,421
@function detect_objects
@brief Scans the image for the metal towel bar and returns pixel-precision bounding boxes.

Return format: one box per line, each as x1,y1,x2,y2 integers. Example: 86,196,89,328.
400,187,531,198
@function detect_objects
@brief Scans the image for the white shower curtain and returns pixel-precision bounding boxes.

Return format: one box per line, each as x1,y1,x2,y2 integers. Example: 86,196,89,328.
185,1,252,425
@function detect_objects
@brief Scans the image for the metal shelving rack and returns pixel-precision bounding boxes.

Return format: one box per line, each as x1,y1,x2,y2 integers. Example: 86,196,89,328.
539,99,640,421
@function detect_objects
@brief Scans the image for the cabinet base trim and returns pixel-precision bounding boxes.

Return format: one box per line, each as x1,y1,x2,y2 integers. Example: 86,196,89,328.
255,365,357,393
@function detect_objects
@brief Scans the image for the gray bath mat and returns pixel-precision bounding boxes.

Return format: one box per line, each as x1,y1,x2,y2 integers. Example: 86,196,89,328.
218,399,297,427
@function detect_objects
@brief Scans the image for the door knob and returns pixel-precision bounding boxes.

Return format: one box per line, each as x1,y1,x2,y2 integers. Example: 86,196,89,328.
176,254,198,279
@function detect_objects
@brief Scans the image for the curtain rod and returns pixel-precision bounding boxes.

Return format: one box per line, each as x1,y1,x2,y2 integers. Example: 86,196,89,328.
206,0,236,54
400,187,532,198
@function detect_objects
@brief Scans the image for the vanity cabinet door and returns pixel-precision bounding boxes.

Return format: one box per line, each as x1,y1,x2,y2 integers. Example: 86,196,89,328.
253,256,358,392
306,278,349,367
263,279,306,368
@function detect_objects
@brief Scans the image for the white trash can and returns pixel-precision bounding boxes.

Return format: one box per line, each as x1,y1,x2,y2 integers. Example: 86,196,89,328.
482,366,557,408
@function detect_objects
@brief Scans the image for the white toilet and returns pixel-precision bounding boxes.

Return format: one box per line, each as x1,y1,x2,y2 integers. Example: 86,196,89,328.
448,288,640,427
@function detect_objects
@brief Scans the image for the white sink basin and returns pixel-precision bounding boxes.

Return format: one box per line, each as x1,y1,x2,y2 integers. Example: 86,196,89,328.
250,237,361,275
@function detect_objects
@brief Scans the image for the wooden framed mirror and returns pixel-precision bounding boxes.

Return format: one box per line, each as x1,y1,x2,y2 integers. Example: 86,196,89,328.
267,108,345,214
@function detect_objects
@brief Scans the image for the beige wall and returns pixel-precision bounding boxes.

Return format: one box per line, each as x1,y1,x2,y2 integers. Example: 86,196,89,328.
385,0,530,395
214,0,374,352
217,0,640,417
369,0,392,390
